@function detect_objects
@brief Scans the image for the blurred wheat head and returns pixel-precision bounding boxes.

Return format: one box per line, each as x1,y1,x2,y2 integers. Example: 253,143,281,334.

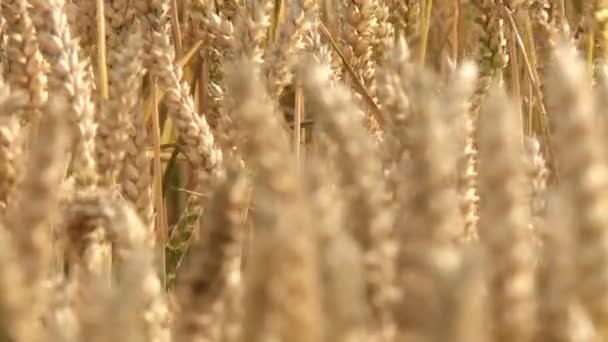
0,0,608,341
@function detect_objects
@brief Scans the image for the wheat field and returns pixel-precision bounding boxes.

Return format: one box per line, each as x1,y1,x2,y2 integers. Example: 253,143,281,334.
0,0,606,341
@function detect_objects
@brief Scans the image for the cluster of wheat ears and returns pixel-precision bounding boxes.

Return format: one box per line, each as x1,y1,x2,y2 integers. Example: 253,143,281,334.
2,0,608,340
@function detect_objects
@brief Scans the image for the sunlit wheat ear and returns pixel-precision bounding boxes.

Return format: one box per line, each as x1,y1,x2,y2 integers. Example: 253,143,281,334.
5,95,69,341
225,60,292,193
227,61,321,342
60,190,118,340
0,81,27,116
444,61,479,242
0,80,27,211
530,0,559,81
0,87,47,341
341,0,376,93
181,0,206,46
196,5,233,132
477,86,536,342
216,1,271,151
304,154,372,342
0,226,29,342
44,274,80,342
595,63,608,164
262,0,316,98
185,0,235,133
371,0,394,65
4,0,47,118
0,1,604,341
175,163,248,342
387,0,413,38
522,136,549,248
64,0,96,54
34,0,98,188
300,59,397,341
69,198,169,342
547,41,608,339
104,0,137,58
387,65,462,341
408,0,422,40
218,0,240,19
321,231,373,342
536,191,576,342
76,269,114,342
376,37,413,176
149,13,224,211
0,115,21,212
471,0,509,114
121,99,154,232
134,0,170,71
433,247,488,342
108,203,170,342
233,0,269,65
340,0,381,133
594,0,608,63
97,24,145,189
303,23,342,82
107,250,164,342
